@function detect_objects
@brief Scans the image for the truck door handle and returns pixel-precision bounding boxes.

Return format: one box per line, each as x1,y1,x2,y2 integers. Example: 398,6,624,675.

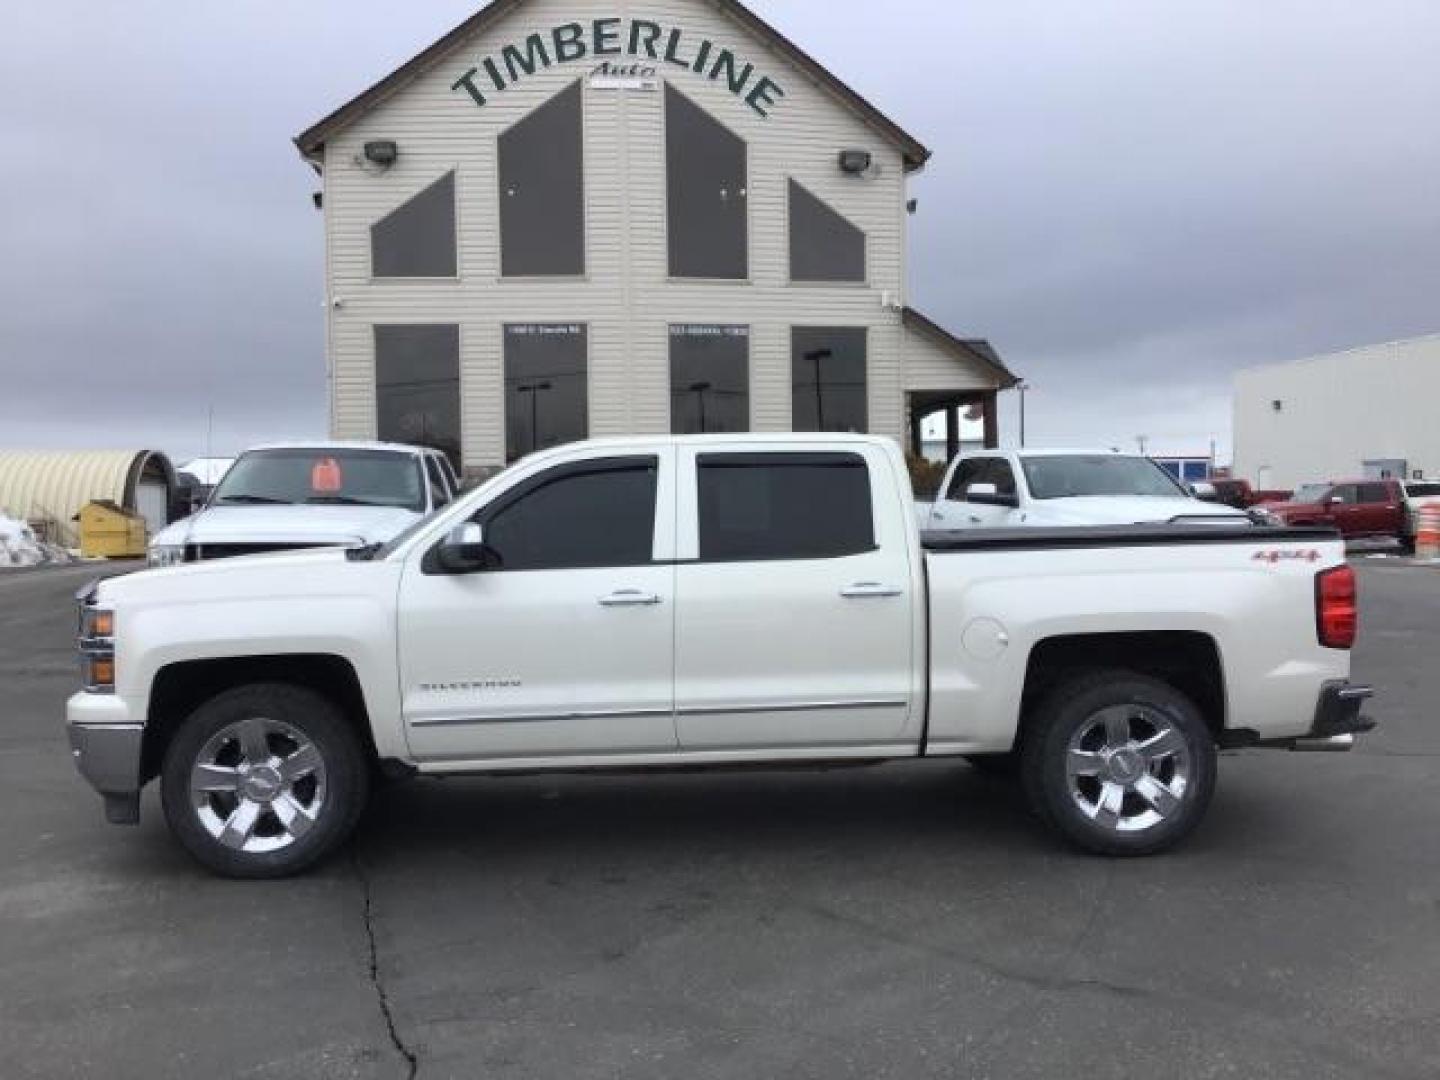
841,582,903,599
599,589,662,607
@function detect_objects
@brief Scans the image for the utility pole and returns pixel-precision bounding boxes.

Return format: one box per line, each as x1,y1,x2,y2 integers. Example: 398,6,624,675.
804,348,833,431
516,382,552,454
688,381,713,433
1016,382,1031,448
1136,434,1150,456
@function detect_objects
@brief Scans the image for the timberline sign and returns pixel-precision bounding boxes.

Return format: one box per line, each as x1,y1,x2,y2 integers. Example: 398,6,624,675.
451,18,786,117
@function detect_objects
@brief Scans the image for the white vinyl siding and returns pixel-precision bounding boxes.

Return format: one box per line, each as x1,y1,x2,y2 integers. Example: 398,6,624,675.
320,0,953,468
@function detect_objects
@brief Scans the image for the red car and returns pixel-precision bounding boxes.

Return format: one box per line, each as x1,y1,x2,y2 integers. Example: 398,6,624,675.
1259,479,1406,541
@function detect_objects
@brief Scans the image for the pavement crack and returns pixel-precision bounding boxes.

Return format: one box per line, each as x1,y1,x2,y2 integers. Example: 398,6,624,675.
351,847,419,1080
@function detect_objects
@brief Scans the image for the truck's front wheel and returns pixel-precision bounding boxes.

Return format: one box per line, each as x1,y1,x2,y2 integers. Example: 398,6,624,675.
160,684,370,879
1021,671,1216,856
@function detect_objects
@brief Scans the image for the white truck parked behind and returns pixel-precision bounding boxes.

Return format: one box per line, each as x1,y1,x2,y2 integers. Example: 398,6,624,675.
147,441,461,566
68,435,1373,878
919,448,1249,531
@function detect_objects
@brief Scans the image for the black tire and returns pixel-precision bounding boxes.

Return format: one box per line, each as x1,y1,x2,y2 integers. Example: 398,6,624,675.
1020,669,1216,857
161,683,370,879
964,752,1019,778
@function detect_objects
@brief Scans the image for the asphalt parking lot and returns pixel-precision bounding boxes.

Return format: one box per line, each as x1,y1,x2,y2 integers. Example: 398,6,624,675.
2,562,1438,1079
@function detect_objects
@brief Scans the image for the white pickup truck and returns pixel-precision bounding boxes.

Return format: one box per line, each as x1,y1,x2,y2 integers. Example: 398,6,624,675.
67,435,1374,878
918,447,1249,531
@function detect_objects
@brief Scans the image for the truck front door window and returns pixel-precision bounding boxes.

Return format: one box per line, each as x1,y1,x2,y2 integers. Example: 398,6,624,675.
483,460,659,571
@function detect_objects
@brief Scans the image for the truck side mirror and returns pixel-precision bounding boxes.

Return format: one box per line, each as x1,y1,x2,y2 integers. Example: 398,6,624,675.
428,523,498,574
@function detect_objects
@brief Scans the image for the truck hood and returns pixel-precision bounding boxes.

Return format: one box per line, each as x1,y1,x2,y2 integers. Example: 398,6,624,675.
1025,496,1249,526
98,547,372,605
151,504,420,549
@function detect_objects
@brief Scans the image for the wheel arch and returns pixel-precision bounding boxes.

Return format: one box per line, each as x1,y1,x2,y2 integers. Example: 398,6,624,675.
143,654,378,784
1018,631,1226,749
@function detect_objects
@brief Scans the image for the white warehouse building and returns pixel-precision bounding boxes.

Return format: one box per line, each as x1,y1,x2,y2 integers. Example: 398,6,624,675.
294,0,1017,474
1233,333,1440,491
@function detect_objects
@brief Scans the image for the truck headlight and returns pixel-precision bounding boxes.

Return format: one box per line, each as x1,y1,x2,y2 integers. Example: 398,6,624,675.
148,544,184,567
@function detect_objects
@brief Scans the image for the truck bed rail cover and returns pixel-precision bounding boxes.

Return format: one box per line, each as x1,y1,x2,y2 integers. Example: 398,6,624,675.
922,523,1340,552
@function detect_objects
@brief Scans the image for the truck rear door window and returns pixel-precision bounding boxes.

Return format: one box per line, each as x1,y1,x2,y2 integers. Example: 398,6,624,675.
697,453,874,561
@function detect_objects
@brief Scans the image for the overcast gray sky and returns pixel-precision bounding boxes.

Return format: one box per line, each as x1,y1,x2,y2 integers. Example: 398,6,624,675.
3,0,1437,462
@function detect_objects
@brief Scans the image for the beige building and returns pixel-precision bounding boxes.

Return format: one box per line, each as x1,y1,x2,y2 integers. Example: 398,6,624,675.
1233,333,1440,490
295,0,1016,472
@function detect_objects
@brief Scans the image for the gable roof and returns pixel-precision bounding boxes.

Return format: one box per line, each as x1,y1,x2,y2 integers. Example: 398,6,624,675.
294,0,931,171
902,307,1020,389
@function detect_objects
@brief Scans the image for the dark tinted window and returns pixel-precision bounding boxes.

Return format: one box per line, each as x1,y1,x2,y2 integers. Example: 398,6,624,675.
666,85,747,279
375,325,461,468
482,459,657,571
372,172,457,278
1331,484,1360,504
698,453,874,561
500,82,585,276
947,458,1015,500
1358,483,1391,503
945,460,983,501
789,180,865,283
671,325,749,434
504,324,588,462
792,327,868,433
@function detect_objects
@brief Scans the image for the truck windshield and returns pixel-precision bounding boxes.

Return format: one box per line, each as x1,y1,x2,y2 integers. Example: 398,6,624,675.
211,449,425,512
1020,456,1188,500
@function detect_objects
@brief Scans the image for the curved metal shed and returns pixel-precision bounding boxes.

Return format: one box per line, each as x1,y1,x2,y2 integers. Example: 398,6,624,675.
0,450,177,547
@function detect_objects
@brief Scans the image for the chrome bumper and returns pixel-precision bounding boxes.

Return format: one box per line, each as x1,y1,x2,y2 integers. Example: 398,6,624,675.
66,693,143,824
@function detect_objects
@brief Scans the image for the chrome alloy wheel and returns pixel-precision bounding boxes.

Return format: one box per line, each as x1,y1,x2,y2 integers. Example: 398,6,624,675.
189,717,328,853
1065,704,1191,834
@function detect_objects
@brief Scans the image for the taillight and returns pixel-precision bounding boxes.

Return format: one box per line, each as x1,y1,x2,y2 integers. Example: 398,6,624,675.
1316,565,1357,649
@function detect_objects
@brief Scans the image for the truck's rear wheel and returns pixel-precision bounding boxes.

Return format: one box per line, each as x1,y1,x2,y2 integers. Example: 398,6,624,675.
1021,670,1215,856
160,684,369,879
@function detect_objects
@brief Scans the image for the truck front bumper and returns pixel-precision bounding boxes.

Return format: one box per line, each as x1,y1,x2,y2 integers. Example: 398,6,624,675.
66,693,143,824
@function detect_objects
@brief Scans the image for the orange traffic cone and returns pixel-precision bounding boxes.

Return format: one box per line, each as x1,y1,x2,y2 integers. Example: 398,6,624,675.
1416,504,1440,560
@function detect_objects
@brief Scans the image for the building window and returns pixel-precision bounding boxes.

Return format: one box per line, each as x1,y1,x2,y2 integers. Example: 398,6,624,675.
374,325,461,466
791,327,868,433
499,81,585,276
670,325,749,434
371,172,457,278
697,453,875,562
789,180,865,283
666,85,747,279
504,324,588,462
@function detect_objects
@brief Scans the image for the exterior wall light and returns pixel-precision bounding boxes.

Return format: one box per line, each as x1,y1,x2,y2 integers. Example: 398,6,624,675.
363,140,399,167
838,149,872,175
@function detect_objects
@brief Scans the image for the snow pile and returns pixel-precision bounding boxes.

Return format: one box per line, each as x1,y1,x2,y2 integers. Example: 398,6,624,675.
0,514,72,567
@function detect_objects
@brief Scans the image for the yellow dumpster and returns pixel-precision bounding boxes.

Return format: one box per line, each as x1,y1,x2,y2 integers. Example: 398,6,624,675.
75,500,148,559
